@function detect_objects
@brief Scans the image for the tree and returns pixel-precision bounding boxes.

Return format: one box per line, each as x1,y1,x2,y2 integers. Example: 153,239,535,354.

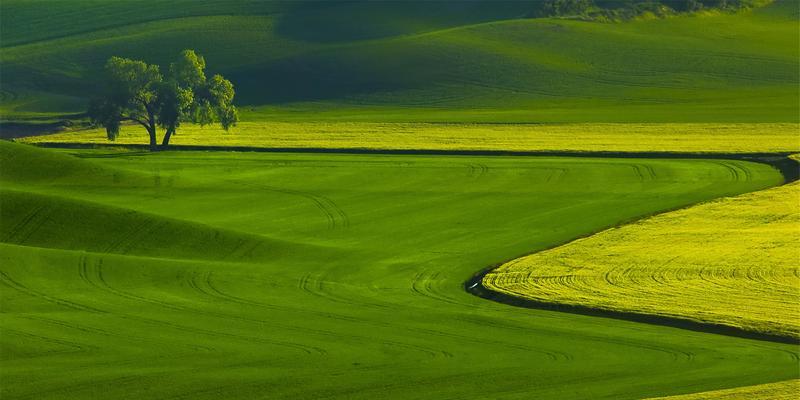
541,0,594,16
88,50,237,150
682,0,704,11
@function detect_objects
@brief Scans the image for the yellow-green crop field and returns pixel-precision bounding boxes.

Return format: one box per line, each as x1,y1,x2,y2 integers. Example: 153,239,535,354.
483,179,800,339
20,122,800,153
647,379,800,400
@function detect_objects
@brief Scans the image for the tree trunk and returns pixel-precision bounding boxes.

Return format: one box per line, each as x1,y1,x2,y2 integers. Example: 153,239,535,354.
161,126,175,149
145,107,158,151
148,127,158,151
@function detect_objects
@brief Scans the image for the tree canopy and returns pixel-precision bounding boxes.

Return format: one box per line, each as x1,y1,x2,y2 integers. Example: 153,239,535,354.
88,50,237,150
534,0,762,19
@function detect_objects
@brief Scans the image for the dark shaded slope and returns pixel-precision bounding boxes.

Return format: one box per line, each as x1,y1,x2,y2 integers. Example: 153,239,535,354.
1,1,796,122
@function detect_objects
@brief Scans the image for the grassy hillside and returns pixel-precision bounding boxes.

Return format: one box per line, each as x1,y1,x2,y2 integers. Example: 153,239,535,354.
484,177,799,339
1,141,797,399
1,0,797,122
0,189,319,262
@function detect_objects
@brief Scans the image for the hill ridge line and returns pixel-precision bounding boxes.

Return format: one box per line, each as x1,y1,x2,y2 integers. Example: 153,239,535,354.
0,187,317,261
0,241,275,268
0,12,512,53
0,12,285,49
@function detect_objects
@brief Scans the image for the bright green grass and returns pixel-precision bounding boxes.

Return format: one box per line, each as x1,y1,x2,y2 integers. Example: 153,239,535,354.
1,141,796,399
1,1,797,122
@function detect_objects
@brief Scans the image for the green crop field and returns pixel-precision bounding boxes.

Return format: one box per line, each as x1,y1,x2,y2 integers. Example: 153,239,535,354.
1,0,798,123
2,0,799,398
1,141,797,399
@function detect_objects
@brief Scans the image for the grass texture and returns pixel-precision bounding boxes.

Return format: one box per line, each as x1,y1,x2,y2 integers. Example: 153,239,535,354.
1,141,797,399
1,1,797,122
20,122,800,153
484,175,800,339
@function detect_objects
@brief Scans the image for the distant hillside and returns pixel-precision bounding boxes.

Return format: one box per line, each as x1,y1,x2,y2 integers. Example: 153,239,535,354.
0,0,797,122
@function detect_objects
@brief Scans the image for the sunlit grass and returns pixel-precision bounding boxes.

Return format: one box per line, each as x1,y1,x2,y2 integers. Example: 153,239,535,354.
1,140,795,399
484,177,800,339
20,122,800,153
646,379,800,400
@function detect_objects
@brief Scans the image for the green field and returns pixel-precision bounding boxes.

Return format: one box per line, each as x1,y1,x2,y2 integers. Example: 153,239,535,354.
1,140,798,399
2,0,799,398
1,0,798,122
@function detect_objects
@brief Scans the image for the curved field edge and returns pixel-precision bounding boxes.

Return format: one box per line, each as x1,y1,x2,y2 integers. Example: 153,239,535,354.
2,141,797,399
475,155,799,343
646,379,800,400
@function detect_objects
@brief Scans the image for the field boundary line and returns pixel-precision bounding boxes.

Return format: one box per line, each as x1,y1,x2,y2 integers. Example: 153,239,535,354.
465,154,799,345
28,141,800,181
20,141,800,342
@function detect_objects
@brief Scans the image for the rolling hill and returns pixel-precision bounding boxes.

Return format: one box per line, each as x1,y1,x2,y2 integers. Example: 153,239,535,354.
2,140,797,399
1,0,797,122
2,2,799,399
